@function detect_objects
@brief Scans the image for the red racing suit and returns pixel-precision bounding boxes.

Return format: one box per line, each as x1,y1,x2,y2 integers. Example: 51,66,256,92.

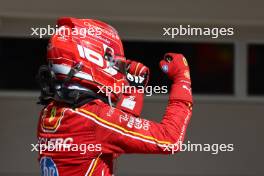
37,53,193,176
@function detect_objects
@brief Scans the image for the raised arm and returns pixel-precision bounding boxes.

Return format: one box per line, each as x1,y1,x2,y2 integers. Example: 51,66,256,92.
90,53,193,154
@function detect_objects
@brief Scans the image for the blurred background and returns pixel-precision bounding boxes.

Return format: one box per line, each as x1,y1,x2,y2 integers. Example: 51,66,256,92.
0,0,262,175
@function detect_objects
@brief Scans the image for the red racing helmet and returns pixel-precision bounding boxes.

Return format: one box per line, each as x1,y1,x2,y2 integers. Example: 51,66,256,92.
43,17,129,103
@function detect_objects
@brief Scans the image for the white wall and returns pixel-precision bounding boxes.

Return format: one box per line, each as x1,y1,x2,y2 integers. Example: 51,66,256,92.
0,0,264,41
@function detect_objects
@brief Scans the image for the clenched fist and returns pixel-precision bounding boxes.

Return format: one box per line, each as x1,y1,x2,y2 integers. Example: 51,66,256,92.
160,53,190,82
160,53,192,104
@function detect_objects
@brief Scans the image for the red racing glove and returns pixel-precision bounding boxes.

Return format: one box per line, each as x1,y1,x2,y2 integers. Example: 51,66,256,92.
125,59,150,87
116,60,150,117
160,53,193,104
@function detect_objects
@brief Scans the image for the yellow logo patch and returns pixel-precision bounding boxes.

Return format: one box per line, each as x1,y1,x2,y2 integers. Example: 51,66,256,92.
41,105,65,132
183,57,188,66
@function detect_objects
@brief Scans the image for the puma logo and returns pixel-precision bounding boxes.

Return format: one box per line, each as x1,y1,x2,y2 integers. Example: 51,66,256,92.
182,85,192,94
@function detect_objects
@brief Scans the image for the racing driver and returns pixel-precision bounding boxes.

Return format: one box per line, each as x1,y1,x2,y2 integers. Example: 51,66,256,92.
37,17,193,176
